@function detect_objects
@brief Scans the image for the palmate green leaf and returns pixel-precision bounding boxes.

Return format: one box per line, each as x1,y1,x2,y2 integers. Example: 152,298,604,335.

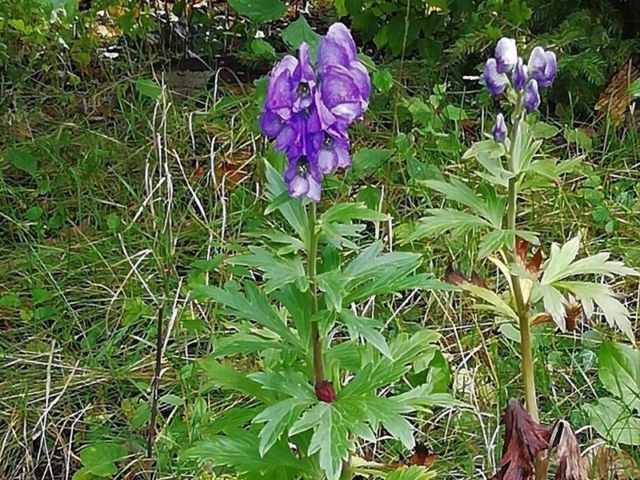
585,398,640,446
79,443,127,477
183,429,312,478
403,209,492,243
341,312,392,359
289,403,351,480
598,342,640,411
540,236,582,284
253,397,312,456
227,247,306,292
320,202,389,225
265,161,308,244
191,282,301,348
249,370,316,401
422,179,497,225
359,396,414,449
344,243,420,282
567,282,631,331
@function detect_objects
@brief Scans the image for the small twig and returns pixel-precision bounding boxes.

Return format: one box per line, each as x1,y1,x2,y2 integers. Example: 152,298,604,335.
147,301,165,460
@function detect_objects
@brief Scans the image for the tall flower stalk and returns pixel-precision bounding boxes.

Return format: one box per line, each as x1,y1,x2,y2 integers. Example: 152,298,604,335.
485,38,557,479
484,39,556,424
259,24,371,400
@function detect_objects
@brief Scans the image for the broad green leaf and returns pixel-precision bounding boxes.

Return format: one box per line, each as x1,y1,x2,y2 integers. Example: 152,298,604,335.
79,443,127,477
373,69,394,93
351,148,394,177
254,397,312,456
265,161,308,244
403,209,492,243
586,398,640,445
341,312,392,359
191,282,301,348
227,247,306,292
598,342,640,410
511,120,536,174
8,148,38,178
320,202,388,225
198,358,273,402
250,39,277,59
228,0,286,22
281,16,321,56
532,122,560,139
630,78,640,98
135,78,162,99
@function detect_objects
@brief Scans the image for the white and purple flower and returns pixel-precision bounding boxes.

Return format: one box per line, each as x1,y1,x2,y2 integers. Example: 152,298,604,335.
527,46,557,88
492,113,507,143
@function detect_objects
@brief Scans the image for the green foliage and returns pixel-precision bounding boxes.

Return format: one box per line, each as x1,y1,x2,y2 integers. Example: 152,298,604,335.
586,342,640,445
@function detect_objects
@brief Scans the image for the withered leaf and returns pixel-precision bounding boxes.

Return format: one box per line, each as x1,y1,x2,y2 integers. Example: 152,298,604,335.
497,398,551,480
528,248,543,274
444,265,467,285
444,265,487,288
515,237,529,263
410,442,438,468
550,420,587,480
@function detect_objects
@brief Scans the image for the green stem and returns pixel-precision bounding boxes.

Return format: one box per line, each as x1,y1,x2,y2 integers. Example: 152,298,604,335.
308,202,325,383
506,105,539,422
505,104,545,479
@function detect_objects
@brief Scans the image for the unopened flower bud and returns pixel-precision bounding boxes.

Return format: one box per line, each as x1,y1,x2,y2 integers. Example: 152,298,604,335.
315,380,336,403
492,113,507,143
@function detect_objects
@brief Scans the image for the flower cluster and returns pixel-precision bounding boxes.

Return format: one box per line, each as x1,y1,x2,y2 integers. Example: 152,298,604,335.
483,38,557,141
259,23,371,202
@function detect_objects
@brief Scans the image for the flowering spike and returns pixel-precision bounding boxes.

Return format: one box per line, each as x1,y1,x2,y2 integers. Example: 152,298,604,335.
527,46,557,88
260,22,370,202
492,113,507,143
495,37,518,73
523,79,541,113
512,57,527,91
483,58,510,96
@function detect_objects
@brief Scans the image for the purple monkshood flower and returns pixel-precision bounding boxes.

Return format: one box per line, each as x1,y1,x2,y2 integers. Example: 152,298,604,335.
492,113,507,143
484,58,509,96
495,37,518,73
528,46,557,88
310,131,351,174
523,79,541,113
261,42,315,127
512,57,527,91
284,154,323,202
317,23,371,113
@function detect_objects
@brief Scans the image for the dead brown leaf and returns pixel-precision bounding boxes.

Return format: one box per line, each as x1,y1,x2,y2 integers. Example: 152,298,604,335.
550,420,588,480
496,398,551,480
